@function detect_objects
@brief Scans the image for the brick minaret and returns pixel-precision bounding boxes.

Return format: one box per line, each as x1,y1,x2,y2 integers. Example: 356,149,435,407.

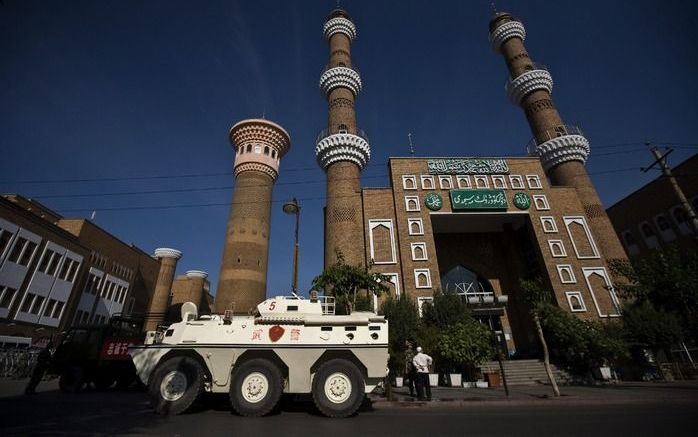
316,8,370,268
216,119,290,314
489,12,628,263
145,247,182,331
185,270,208,309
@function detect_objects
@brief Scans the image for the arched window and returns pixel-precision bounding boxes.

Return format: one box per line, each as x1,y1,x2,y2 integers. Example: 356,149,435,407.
337,124,348,133
440,265,493,297
641,223,655,238
246,144,252,153
656,215,671,231
271,149,277,159
264,146,270,155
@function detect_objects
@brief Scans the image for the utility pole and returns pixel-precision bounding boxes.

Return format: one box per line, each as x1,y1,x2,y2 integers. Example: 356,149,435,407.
642,144,698,238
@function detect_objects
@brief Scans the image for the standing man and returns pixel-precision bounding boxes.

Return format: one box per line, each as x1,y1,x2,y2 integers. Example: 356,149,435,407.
25,341,52,395
412,346,433,401
404,341,418,397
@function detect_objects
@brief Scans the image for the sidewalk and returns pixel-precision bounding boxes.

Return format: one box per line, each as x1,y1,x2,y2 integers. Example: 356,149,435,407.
369,380,698,407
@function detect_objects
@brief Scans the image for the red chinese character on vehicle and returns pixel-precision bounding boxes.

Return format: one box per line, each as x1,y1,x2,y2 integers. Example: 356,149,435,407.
251,329,262,341
107,342,115,355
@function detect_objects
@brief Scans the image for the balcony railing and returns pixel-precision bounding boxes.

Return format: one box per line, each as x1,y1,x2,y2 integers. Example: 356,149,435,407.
322,63,361,76
526,124,585,155
316,126,369,144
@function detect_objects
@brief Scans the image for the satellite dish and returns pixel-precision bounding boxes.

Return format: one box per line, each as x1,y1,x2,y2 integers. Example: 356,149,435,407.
181,302,198,321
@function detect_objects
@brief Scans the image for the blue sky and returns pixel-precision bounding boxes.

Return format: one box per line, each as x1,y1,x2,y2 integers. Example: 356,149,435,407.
2,0,697,298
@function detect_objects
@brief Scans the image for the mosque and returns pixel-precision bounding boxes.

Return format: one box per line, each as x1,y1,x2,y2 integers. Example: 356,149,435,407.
213,7,628,355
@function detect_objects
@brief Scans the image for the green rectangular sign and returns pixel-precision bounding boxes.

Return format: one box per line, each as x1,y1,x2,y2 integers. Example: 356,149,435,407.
450,189,508,210
427,159,509,175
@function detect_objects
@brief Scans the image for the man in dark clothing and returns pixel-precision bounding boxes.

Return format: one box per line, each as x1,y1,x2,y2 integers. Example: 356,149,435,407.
25,341,52,395
404,341,418,397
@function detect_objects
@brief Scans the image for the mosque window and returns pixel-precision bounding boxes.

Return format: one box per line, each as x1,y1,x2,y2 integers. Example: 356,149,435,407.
420,176,435,190
416,297,434,317
456,175,471,189
254,145,262,153
246,144,252,153
408,218,424,235
440,265,493,298
565,292,586,312
653,214,676,242
271,149,277,159
438,176,453,190
671,206,692,235
402,175,417,190
368,220,396,264
492,175,507,189
509,175,524,189
405,196,420,212
264,146,270,155
410,243,428,261
557,265,576,284
474,175,489,189
414,269,432,289
526,175,542,189
533,195,550,210
548,240,567,257
337,124,348,133
563,216,600,259
540,216,558,233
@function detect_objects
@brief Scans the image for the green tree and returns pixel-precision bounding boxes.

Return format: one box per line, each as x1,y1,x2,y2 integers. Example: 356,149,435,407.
436,319,494,373
421,290,470,329
610,248,698,340
310,250,389,314
622,301,682,379
520,279,560,397
381,295,420,377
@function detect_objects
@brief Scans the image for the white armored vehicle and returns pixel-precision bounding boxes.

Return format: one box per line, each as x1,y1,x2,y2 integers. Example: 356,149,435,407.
129,295,388,418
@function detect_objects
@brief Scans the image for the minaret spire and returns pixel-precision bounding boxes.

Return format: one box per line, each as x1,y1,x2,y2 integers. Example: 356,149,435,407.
316,7,370,269
488,12,628,263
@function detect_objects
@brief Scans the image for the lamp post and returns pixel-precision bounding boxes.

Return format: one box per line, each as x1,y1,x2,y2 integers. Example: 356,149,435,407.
282,198,300,294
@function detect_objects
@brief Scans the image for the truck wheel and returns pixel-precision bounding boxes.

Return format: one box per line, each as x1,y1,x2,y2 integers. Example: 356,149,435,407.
229,358,283,417
312,358,365,418
149,356,205,415
59,366,85,393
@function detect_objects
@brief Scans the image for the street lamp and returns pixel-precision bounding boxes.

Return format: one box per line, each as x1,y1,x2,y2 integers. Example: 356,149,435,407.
282,198,300,294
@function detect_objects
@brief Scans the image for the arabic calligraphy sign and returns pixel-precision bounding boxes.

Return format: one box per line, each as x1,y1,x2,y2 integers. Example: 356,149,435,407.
450,189,508,210
427,159,509,175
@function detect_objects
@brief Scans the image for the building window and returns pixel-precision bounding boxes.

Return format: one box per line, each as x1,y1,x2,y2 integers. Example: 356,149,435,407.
414,269,432,288
509,175,524,189
654,214,676,242
582,267,621,317
0,229,14,258
557,265,576,284
526,175,542,189
43,299,57,317
671,206,692,235
271,149,277,159
456,175,471,189
29,295,45,315
410,243,428,261
540,216,558,233
263,146,270,155
417,297,434,317
408,218,424,235
438,176,453,189
0,287,17,309
405,196,420,212
533,195,550,211
565,292,587,312
563,216,600,259
402,175,417,190
420,175,435,190
639,222,660,249
640,222,655,238
368,220,397,264
492,175,507,189
246,144,252,153
37,249,55,273
382,273,401,298
53,301,65,319
548,240,567,257
474,175,489,189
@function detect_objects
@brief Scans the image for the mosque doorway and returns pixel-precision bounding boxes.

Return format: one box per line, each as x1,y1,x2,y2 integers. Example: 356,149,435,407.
431,212,543,355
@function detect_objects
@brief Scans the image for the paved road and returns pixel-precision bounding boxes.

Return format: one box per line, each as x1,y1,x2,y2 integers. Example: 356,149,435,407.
1,379,697,436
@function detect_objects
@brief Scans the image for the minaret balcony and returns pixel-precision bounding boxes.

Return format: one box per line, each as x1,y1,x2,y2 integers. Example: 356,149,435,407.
323,16,357,41
315,128,371,170
526,125,590,171
505,64,553,105
489,19,525,52
319,66,362,97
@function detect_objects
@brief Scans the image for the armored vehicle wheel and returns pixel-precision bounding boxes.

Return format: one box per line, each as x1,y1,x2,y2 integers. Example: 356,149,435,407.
149,356,205,415
312,358,364,418
230,358,283,417
59,366,85,393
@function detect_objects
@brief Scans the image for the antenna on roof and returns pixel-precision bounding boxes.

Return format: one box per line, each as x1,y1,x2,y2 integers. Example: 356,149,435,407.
262,110,266,119
90,210,96,220
408,132,415,156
